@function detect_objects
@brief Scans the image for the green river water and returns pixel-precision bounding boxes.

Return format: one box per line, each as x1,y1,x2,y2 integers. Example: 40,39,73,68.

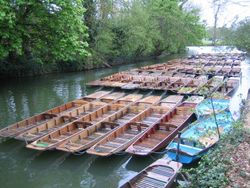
0,47,249,188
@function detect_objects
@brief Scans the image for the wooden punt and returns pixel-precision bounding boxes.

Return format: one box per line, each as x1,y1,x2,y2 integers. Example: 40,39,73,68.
203,66,219,75
177,76,208,94
126,101,196,155
197,76,225,96
119,158,182,188
87,95,182,156
56,95,162,153
230,66,241,76
167,78,193,92
156,77,181,90
224,77,240,96
217,66,232,76
166,112,233,164
16,93,142,142
26,94,143,150
159,95,184,108
0,90,111,138
212,77,240,98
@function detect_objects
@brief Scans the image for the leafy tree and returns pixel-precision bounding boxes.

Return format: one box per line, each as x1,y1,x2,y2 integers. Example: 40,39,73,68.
148,0,205,55
0,0,206,76
232,19,250,52
0,0,89,65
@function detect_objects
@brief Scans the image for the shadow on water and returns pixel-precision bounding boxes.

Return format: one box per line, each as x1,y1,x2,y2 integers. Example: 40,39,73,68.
88,154,131,176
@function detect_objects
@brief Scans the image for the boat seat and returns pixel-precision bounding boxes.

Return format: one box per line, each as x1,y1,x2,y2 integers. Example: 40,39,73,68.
92,132,105,138
150,166,175,177
126,129,140,135
135,176,166,188
87,134,99,140
113,137,128,143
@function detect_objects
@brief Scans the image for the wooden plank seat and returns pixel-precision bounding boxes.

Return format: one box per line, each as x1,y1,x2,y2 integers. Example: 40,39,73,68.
150,166,175,177
97,128,112,134
135,176,166,188
87,134,101,140
126,129,141,135
146,173,170,184
113,137,129,143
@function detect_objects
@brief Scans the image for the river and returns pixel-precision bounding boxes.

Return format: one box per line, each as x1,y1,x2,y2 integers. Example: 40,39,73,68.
0,46,249,188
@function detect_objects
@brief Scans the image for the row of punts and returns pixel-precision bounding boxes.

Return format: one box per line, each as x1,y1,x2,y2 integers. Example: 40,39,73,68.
1,90,195,188
0,90,204,155
0,53,244,188
89,73,240,96
88,53,244,95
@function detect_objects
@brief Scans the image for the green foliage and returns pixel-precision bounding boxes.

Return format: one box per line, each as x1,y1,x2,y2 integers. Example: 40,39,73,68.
184,121,246,188
0,1,89,66
232,19,250,52
217,18,250,52
91,0,206,61
0,0,206,77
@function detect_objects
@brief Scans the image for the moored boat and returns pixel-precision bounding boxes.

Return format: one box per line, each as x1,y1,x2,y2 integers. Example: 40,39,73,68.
159,95,184,108
195,98,230,119
87,95,185,156
16,93,142,142
197,76,225,96
0,90,112,138
25,93,142,150
166,111,234,164
211,77,240,98
119,158,182,188
125,101,196,156
57,95,162,153
177,76,208,94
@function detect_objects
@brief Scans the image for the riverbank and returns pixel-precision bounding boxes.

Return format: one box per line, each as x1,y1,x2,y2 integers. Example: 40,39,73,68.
186,96,250,188
0,52,184,79
225,97,250,188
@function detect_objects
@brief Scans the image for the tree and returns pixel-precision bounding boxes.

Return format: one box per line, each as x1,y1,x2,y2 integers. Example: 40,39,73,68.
0,0,89,65
232,19,250,52
211,0,250,45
